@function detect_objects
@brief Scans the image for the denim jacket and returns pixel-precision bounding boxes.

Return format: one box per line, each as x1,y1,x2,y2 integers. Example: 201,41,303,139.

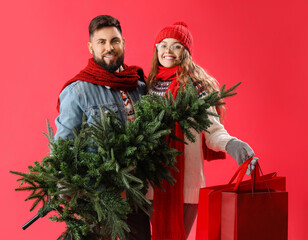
55,80,146,140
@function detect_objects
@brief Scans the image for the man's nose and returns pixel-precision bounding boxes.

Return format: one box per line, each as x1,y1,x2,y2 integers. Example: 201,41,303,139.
105,42,114,51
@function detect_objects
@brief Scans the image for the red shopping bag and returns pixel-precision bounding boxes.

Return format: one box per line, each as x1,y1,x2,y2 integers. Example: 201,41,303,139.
196,159,286,240
220,161,288,240
221,191,288,240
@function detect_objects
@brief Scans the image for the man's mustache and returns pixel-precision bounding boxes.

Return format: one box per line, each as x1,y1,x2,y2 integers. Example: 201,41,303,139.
103,51,117,57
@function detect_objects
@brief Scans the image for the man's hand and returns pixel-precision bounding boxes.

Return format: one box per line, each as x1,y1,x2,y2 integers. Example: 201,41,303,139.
57,181,72,201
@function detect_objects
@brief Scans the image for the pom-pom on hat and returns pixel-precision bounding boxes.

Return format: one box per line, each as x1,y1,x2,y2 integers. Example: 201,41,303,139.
155,21,193,54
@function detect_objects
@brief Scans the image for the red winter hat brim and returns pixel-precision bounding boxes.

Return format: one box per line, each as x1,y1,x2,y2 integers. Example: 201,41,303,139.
155,21,193,54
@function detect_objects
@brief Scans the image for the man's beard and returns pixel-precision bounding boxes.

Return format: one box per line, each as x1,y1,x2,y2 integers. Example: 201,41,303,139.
94,51,125,73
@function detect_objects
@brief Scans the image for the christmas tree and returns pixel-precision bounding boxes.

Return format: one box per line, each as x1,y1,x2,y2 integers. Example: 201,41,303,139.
10,81,240,239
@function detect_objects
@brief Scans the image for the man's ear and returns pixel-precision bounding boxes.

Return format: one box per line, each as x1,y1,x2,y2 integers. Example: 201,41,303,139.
122,37,125,49
88,42,93,54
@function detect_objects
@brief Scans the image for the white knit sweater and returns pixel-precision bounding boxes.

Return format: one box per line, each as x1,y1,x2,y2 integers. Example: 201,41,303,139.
146,107,235,203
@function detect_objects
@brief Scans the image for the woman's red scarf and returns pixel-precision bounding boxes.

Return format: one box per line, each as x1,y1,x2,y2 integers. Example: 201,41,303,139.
152,66,187,240
56,58,145,112
152,66,226,239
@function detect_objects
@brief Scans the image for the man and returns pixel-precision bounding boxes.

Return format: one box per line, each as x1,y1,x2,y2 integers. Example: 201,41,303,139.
55,15,150,240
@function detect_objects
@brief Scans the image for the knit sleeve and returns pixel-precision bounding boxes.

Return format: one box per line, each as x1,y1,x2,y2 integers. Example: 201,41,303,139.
204,107,236,152
193,81,208,98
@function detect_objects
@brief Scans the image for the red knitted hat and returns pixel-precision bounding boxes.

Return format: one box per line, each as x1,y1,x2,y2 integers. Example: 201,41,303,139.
155,21,193,54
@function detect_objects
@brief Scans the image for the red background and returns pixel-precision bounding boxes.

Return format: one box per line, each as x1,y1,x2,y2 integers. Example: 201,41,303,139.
1,0,307,239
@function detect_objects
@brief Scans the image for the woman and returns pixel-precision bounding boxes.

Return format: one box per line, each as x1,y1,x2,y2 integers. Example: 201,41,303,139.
146,22,258,240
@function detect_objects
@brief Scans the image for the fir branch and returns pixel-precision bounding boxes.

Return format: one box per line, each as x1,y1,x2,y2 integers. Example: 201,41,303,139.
11,81,240,239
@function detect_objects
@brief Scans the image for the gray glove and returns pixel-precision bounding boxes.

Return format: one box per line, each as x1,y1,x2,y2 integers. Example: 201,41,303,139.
226,138,258,175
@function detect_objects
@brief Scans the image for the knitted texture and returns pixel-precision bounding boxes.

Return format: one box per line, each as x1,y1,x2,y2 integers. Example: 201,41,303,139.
57,58,144,112
155,21,193,54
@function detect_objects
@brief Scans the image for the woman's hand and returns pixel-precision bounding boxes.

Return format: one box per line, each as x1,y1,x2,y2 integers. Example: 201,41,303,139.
226,139,258,174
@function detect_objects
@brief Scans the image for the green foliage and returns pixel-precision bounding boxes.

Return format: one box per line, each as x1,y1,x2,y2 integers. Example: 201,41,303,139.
10,81,240,239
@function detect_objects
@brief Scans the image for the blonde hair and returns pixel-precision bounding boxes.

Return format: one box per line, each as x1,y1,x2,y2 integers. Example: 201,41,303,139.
147,48,225,121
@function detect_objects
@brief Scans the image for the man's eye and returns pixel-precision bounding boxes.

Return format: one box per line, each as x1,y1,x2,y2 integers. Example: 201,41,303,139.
112,39,120,44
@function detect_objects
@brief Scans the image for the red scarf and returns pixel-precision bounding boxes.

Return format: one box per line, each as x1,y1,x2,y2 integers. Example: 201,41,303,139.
156,65,178,81
56,58,145,112
152,66,226,239
152,66,187,240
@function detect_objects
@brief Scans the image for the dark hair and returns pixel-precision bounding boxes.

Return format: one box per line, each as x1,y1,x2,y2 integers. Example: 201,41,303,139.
88,15,122,39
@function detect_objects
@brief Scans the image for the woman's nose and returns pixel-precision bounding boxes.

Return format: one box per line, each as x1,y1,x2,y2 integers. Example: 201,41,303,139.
165,46,172,53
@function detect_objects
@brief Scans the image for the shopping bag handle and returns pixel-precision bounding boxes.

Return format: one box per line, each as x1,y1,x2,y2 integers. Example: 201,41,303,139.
229,157,261,191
